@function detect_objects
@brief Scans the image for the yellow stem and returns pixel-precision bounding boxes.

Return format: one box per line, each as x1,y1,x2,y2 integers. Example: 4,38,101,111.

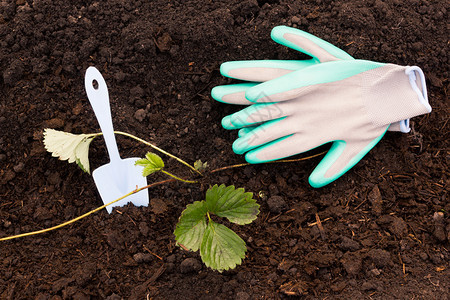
161,170,198,184
210,151,326,173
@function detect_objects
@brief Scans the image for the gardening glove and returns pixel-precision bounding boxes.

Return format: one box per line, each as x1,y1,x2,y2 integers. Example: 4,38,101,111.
211,28,431,188
212,26,411,132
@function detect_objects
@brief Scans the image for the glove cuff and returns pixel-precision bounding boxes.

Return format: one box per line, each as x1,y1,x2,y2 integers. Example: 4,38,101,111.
363,64,432,128
405,66,431,113
388,119,411,133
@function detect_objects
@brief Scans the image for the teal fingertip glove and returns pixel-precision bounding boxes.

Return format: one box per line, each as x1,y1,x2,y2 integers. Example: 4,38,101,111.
212,26,432,188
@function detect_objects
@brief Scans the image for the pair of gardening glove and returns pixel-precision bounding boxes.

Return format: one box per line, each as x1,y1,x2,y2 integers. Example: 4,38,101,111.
211,26,431,188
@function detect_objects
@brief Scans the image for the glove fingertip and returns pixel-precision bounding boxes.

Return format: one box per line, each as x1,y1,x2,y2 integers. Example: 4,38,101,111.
211,86,224,102
232,138,248,155
220,61,244,78
221,115,236,130
219,62,231,77
244,151,261,164
308,141,347,188
309,131,387,188
270,25,288,41
308,173,332,188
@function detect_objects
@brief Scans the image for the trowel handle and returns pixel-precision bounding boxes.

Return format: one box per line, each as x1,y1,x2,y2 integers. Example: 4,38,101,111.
85,67,121,162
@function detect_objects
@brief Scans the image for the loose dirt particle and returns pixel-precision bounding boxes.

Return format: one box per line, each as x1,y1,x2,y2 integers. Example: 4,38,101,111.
341,253,363,276
267,195,287,214
368,184,383,216
368,249,394,268
180,258,202,274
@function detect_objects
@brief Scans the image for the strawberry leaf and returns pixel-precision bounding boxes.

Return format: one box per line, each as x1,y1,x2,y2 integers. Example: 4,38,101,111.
206,184,260,225
200,221,246,272
174,201,207,252
43,128,96,173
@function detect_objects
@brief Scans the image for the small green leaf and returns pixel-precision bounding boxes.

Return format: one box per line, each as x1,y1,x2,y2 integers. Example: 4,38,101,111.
200,221,246,272
135,152,164,177
174,201,207,252
194,159,208,171
206,184,260,225
145,152,164,168
43,128,96,173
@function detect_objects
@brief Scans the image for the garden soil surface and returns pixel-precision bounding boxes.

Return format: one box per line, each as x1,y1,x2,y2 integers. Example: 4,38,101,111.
0,0,449,299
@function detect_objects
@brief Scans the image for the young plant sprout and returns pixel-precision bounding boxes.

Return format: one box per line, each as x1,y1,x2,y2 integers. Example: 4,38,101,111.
175,184,259,272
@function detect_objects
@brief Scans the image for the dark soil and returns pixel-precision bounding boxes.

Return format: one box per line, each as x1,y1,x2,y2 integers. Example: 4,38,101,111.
0,0,448,299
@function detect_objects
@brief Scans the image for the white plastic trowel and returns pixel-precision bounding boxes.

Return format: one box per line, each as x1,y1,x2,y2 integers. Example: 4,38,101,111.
84,67,149,213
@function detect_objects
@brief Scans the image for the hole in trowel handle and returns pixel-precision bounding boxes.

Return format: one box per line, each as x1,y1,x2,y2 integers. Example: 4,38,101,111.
92,79,99,90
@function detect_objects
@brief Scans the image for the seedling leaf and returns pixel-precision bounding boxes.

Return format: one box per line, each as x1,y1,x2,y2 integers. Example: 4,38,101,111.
135,152,164,177
206,184,260,225
194,159,208,171
43,128,95,173
174,201,207,252
200,221,246,272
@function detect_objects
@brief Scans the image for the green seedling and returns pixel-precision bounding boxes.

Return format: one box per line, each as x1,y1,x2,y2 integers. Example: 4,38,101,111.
175,184,259,272
135,152,196,183
194,159,208,172
135,152,165,176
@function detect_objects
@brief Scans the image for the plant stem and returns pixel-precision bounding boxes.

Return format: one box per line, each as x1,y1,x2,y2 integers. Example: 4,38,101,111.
114,131,202,176
0,179,175,242
161,170,197,184
210,151,327,173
